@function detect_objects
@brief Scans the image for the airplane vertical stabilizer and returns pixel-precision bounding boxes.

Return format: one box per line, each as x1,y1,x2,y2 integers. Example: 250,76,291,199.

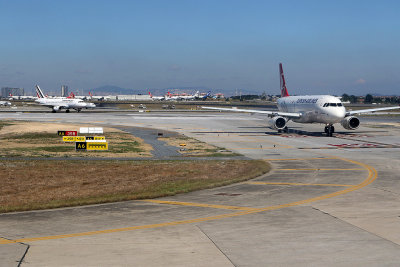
35,85,45,98
279,63,290,97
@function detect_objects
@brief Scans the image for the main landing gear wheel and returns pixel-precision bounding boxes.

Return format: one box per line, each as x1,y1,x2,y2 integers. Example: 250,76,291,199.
324,125,334,137
66,109,70,113
278,127,289,133
52,110,56,113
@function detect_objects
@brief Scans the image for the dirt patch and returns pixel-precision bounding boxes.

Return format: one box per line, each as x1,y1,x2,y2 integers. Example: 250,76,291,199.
159,135,239,157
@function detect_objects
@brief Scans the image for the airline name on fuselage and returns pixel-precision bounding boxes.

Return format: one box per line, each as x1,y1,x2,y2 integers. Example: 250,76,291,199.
296,98,319,104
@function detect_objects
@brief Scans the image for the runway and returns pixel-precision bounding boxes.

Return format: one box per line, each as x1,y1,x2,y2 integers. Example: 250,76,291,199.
1,111,400,266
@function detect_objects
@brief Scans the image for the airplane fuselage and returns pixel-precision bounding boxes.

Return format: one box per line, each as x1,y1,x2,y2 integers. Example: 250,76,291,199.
277,95,346,124
35,98,95,110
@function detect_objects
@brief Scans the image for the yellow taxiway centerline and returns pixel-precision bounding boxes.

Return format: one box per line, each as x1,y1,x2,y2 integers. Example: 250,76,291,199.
277,168,365,171
0,156,377,245
141,200,256,211
265,157,337,161
246,182,354,187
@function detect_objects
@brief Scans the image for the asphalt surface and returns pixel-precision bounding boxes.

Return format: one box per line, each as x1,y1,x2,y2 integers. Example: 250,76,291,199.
0,111,400,266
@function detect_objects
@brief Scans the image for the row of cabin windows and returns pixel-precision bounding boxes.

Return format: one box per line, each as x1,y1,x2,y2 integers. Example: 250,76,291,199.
323,103,343,107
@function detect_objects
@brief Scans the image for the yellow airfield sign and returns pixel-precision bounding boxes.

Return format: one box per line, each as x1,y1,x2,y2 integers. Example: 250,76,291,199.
63,136,86,142
63,136,76,142
75,136,86,142
86,142,108,151
85,136,106,140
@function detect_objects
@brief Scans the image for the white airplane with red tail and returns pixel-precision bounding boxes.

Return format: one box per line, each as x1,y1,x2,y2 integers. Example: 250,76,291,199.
203,63,400,136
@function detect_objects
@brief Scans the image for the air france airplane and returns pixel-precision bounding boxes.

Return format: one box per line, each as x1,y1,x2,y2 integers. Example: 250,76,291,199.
203,63,400,136
35,85,96,113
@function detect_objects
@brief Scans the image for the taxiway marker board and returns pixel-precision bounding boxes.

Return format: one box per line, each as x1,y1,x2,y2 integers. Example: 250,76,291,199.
63,136,76,142
86,136,105,140
75,142,87,151
75,136,86,142
86,142,108,151
58,131,78,136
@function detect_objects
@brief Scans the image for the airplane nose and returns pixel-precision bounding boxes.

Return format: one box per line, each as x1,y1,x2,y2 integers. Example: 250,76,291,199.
329,108,346,121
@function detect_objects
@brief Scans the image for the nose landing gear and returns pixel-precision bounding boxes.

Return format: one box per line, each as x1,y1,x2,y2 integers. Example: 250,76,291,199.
324,124,335,137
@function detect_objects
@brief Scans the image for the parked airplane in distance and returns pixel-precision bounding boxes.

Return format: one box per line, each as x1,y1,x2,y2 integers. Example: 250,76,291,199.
35,85,96,113
203,63,400,136
148,92,165,101
196,91,211,100
166,91,200,101
178,91,199,100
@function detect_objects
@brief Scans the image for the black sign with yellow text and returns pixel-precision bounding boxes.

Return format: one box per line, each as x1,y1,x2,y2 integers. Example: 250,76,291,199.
75,142,87,151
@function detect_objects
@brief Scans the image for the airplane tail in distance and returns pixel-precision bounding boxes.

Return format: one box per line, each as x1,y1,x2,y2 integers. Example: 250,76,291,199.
67,92,75,99
148,92,153,97
35,85,45,98
279,63,290,97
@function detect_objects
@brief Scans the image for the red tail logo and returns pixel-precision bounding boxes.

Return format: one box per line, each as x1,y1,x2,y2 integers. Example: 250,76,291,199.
279,63,290,97
67,92,75,99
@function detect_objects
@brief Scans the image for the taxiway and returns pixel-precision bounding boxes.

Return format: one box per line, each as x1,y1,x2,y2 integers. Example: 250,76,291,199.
1,111,400,266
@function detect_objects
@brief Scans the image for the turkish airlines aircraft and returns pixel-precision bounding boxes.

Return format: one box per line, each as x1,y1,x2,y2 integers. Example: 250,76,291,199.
148,92,165,101
203,63,400,136
35,85,96,113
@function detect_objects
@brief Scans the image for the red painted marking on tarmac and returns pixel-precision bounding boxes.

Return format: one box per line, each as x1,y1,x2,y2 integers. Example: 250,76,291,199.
328,143,379,148
280,135,310,138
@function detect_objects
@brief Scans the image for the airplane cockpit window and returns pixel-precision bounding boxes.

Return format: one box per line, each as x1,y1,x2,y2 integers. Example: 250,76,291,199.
323,103,342,107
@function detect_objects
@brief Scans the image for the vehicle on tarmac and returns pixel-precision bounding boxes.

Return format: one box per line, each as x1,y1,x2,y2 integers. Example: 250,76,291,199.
35,85,96,113
0,101,12,106
203,63,400,136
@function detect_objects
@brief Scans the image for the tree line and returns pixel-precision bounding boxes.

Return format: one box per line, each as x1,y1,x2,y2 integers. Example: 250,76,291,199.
342,94,400,104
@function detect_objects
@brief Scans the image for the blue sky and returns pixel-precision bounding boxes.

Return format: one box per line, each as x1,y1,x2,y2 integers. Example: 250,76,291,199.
0,0,399,95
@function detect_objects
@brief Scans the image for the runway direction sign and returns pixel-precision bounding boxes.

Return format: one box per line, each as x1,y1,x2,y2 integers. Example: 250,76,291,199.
63,136,86,142
63,136,76,142
75,140,108,151
86,141,108,151
86,136,105,140
75,136,86,142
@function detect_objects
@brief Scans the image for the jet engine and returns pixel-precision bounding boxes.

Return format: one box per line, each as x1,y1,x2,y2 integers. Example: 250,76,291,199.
341,116,360,130
268,116,287,130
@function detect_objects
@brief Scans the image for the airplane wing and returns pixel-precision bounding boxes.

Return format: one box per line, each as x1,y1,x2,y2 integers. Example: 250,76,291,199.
202,106,302,118
346,106,400,116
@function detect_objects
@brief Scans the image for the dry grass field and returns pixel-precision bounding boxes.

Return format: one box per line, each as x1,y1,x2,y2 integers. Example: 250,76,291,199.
0,159,270,213
0,120,270,213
